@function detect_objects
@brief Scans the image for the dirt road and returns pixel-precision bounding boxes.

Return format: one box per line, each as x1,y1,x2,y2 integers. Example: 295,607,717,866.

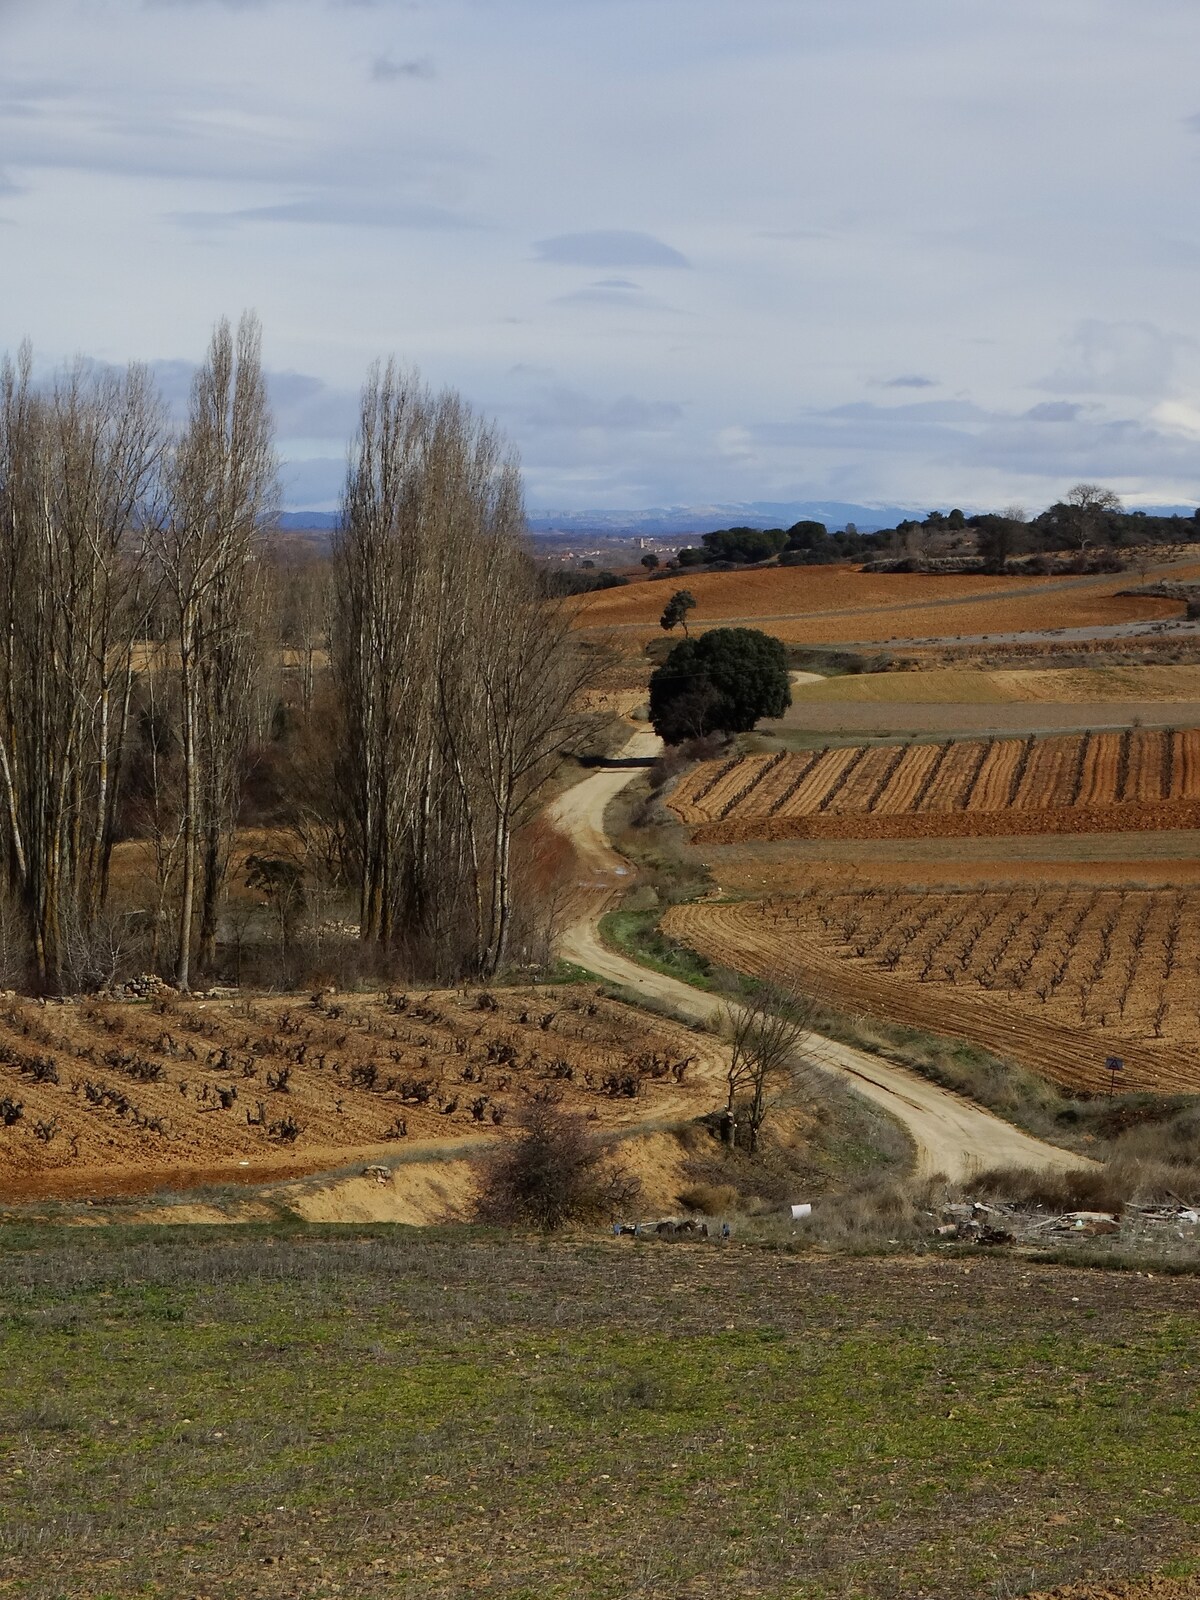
548,728,1091,1182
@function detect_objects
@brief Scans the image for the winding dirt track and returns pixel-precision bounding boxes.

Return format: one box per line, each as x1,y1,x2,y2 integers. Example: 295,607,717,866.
548,729,1092,1182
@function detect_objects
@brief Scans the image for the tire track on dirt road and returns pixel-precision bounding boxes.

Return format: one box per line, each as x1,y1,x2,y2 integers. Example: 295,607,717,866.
547,728,1092,1182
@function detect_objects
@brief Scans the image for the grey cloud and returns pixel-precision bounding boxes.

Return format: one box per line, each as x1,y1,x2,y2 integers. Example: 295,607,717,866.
371,53,435,81
521,386,683,433
878,374,937,389
173,195,482,231
1037,320,1185,397
268,370,361,438
552,280,681,313
142,361,359,440
735,396,1200,492
280,456,346,512
1024,401,1084,422
0,75,472,193
535,230,689,269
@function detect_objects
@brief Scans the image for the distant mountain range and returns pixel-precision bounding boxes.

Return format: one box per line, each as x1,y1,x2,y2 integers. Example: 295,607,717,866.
277,501,1200,539
277,501,917,537
528,502,914,535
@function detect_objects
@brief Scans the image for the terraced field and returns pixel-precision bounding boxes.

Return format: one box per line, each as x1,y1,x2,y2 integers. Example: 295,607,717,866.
670,728,1200,841
664,888,1200,1094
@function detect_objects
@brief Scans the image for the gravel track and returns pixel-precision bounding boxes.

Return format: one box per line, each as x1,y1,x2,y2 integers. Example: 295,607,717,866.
547,727,1090,1181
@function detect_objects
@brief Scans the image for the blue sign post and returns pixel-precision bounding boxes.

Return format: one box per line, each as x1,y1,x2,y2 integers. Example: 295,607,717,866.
1105,1056,1124,1097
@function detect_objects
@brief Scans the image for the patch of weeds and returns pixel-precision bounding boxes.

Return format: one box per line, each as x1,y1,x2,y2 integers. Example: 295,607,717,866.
599,908,717,989
2,1233,1200,1599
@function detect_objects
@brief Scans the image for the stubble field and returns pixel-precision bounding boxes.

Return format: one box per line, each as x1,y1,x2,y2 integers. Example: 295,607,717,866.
664,888,1200,1094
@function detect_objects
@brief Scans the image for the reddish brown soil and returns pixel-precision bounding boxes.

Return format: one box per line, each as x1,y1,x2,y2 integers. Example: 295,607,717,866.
665,889,1200,1095
0,985,724,1201
672,730,1200,842
570,560,1200,644
692,799,1200,844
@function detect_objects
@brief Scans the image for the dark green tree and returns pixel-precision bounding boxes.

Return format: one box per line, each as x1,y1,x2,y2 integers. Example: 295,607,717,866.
660,588,697,635
701,526,788,564
640,552,659,571
649,627,790,744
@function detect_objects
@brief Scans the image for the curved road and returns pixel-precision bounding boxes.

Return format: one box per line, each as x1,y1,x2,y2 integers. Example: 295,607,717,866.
548,728,1091,1182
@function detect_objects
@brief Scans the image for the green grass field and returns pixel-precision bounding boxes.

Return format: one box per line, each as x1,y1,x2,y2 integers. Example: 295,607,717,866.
1,1226,1197,1599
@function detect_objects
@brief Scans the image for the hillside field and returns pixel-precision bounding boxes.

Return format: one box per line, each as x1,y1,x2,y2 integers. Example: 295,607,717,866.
664,889,1200,1095
570,560,1200,646
669,729,1200,842
0,986,724,1202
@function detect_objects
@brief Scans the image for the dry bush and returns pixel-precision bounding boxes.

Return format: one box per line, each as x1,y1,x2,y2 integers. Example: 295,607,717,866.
969,1155,1200,1210
473,1099,640,1231
968,1164,1134,1213
804,1173,948,1249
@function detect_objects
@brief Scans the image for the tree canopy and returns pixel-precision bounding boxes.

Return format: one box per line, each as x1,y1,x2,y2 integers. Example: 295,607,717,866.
649,627,791,744
660,589,696,634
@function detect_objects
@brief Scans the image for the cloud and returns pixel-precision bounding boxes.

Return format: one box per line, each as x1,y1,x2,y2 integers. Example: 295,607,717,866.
878,374,937,389
173,195,481,230
1037,320,1186,398
1024,401,1084,422
371,53,435,82
552,284,678,312
520,386,683,433
534,229,689,269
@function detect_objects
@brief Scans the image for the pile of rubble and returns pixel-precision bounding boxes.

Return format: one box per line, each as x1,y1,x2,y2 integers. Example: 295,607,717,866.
937,1199,1200,1250
96,973,178,1002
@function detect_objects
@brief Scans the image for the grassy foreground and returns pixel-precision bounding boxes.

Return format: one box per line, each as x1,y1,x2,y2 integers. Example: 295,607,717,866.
1,1226,1198,1599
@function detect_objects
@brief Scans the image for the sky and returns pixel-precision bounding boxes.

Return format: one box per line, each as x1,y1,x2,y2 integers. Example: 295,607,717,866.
3,0,1200,516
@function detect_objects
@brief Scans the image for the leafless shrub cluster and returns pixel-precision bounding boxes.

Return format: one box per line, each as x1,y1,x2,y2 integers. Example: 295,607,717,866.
473,1098,640,1231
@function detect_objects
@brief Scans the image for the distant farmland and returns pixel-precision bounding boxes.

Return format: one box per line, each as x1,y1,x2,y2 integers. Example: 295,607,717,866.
668,728,1200,841
665,887,1200,1094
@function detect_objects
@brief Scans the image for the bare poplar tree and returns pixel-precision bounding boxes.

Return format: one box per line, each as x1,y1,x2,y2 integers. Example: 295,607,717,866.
157,313,277,989
0,346,162,988
332,364,588,979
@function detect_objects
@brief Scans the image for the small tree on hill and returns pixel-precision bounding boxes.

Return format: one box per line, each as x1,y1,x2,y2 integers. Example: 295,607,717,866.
660,589,696,635
640,552,659,571
722,989,813,1153
649,627,790,744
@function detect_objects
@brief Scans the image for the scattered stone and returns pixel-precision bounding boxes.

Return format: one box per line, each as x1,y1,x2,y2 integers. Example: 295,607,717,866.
95,974,177,1002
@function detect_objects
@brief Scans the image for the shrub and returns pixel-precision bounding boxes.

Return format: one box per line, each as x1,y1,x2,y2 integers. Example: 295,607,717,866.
473,1099,640,1231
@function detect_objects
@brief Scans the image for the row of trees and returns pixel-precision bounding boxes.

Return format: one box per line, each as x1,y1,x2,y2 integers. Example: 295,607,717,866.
0,319,586,991
0,318,272,992
652,487,1200,579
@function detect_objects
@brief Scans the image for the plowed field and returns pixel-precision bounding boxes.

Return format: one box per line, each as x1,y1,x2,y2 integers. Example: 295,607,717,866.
571,560,1199,646
0,986,723,1200
670,729,1200,841
664,890,1200,1094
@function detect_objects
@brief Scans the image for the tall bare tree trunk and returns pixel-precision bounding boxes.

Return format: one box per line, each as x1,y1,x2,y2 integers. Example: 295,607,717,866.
157,313,277,989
